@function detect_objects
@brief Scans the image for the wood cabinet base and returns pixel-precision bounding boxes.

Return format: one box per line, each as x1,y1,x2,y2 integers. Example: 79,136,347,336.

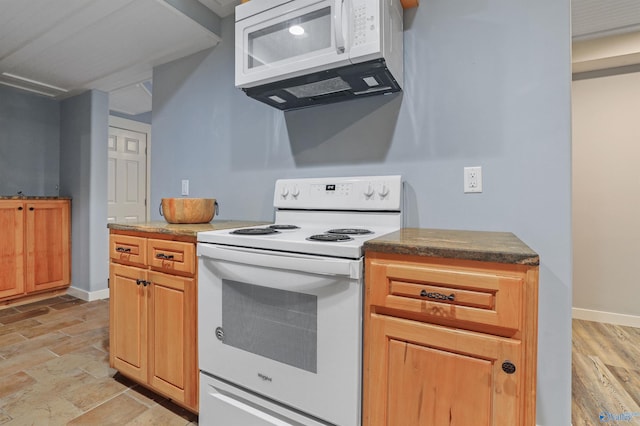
0,200,71,303
0,288,69,309
363,252,538,426
109,230,199,414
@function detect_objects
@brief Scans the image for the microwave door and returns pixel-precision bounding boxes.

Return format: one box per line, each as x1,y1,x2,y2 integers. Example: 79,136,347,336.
235,0,350,88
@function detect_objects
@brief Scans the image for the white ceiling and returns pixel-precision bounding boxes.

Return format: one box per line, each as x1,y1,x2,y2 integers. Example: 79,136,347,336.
572,0,640,41
0,0,241,115
0,0,638,114
198,0,240,19
572,0,640,74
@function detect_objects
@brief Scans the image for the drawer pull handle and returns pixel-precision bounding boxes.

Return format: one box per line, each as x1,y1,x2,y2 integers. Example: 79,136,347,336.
420,290,455,301
116,247,131,253
156,253,174,260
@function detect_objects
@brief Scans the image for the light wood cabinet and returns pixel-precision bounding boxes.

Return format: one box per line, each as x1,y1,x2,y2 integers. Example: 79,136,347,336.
363,252,538,426
109,231,198,413
147,269,197,403
110,262,148,383
0,199,70,301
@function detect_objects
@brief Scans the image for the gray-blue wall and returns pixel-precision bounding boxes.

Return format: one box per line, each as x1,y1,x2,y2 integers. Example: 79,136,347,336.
0,86,60,196
151,2,572,423
60,90,109,293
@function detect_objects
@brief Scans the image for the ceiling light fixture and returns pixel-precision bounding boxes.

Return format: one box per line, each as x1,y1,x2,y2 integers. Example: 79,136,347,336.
0,80,57,97
2,72,69,93
289,25,305,36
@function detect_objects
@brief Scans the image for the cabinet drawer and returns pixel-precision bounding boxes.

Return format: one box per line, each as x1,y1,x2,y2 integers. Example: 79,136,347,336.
110,235,147,267
148,239,195,276
368,259,523,332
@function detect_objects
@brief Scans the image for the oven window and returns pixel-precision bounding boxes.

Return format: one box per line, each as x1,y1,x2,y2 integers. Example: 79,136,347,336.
222,279,318,373
247,7,331,69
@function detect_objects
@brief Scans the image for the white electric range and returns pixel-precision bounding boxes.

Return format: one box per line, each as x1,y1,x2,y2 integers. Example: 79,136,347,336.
197,175,402,426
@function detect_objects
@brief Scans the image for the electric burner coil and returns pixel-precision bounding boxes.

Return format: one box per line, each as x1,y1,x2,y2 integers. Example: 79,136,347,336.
307,234,353,242
230,228,280,235
327,228,373,235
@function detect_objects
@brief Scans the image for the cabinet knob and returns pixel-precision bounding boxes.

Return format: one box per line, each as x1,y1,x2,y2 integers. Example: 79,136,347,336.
501,361,516,374
29,207,34,211
17,206,23,211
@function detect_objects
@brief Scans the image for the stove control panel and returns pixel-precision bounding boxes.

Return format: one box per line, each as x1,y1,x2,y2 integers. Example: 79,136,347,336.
274,175,402,210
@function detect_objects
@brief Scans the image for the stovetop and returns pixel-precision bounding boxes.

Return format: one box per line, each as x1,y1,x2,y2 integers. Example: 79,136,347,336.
197,175,403,259
197,221,399,259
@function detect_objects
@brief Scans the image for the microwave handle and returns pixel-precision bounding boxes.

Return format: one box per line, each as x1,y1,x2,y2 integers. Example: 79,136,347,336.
334,0,345,53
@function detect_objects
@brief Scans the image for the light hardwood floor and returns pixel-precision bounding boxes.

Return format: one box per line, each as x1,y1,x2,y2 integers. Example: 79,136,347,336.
573,319,640,425
0,296,197,425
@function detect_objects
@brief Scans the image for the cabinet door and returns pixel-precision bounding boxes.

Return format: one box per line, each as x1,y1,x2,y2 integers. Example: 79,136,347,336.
110,263,148,383
25,200,70,293
147,270,198,410
365,314,521,426
0,201,25,299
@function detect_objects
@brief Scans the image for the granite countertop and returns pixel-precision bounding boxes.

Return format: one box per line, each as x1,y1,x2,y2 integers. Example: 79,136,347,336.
107,220,268,237
0,196,72,200
364,228,539,266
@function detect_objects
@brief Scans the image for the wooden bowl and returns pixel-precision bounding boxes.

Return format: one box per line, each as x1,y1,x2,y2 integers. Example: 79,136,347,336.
160,198,217,224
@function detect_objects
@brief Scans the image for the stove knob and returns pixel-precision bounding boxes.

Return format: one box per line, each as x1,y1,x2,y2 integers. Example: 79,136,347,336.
280,187,289,199
291,186,300,199
215,327,224,341
378,184,389,199
364,184,374,199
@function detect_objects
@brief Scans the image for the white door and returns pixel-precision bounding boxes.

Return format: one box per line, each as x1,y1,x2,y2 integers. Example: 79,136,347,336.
108,125,147,223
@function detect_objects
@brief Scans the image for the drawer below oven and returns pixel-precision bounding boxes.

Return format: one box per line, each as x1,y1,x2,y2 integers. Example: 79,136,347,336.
199,373,332,426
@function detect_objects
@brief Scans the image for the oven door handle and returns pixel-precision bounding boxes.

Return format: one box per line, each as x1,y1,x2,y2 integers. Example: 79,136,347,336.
197,243,362,279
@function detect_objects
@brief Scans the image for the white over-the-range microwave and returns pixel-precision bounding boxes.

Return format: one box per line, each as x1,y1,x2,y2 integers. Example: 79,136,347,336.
235,0,404,110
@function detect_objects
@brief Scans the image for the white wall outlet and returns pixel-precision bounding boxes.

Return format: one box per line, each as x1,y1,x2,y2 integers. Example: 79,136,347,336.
181,179,189,196
464,167,482,193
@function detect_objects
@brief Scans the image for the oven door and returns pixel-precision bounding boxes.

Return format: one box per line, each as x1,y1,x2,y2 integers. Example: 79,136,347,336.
197,243,362,426
235,0,350,89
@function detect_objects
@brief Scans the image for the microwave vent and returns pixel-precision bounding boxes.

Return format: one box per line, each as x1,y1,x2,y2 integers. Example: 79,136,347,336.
284,77,351,98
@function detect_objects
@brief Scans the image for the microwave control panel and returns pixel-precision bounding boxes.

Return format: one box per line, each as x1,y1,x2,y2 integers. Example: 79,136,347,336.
351,0,380,48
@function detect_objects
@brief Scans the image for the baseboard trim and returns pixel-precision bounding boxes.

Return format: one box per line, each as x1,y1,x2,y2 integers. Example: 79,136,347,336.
572,307,640,328
66,286,110,302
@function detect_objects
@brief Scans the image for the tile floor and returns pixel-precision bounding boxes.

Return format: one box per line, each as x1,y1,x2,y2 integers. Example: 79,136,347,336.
0,295,198,425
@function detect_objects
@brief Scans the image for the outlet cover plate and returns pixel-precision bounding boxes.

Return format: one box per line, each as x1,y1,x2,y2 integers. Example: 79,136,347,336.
464,167,482,193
